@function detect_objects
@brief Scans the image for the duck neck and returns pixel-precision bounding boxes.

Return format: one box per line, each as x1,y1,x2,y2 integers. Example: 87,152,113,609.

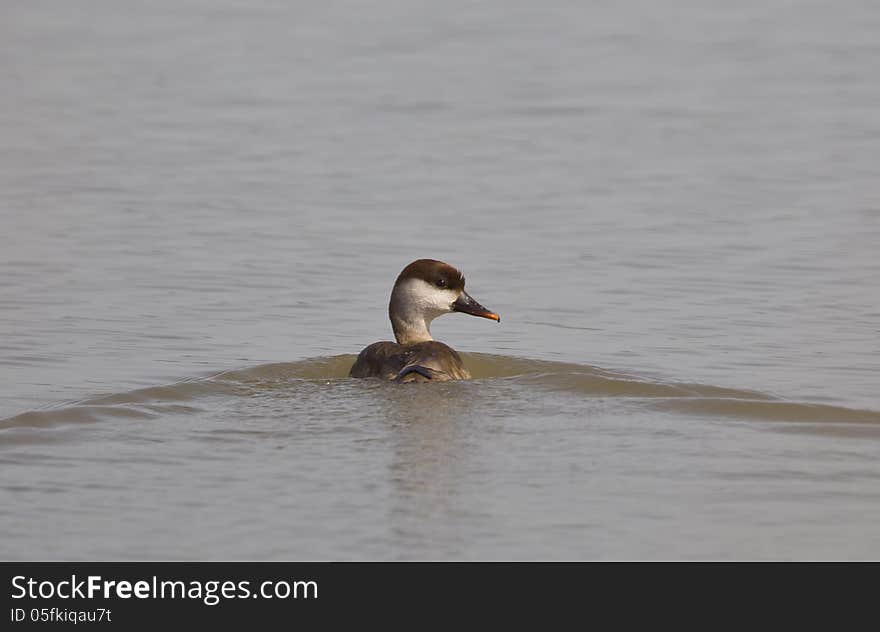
389,297,434,345
390,313,433,345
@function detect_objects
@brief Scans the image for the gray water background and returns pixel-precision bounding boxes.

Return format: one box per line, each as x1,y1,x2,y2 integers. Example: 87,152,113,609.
1,0,879,559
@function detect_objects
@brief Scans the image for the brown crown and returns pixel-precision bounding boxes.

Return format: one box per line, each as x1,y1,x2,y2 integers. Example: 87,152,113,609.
394,259,466,292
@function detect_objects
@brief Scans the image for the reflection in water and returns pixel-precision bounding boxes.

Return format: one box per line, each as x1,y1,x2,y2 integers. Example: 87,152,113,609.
373,383,473,555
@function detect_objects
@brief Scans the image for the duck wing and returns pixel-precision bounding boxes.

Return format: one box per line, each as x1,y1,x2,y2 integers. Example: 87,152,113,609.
394,341,471,382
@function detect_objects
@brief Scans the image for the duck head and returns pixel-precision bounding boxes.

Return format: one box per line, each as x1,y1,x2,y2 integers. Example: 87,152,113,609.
388,259,500,345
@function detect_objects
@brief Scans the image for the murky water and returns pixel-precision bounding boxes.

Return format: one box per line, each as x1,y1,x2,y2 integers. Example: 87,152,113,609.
2,0,879,559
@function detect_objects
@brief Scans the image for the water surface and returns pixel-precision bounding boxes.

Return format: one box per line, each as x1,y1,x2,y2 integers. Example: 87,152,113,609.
2,0,879,559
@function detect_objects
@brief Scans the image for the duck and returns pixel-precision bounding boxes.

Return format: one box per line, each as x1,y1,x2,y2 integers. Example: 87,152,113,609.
349,259,500,383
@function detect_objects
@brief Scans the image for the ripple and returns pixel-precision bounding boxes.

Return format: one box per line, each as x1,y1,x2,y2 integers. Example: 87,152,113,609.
1,354,878,438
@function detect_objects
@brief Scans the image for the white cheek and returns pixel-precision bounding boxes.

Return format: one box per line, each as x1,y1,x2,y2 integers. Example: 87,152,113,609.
411,281,457,315
432,288,459,312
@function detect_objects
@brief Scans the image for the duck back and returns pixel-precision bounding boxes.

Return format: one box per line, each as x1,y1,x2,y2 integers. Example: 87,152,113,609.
349,341,471,382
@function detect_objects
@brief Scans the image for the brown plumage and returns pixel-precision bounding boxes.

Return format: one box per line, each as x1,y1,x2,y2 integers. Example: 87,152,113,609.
349,259,500,383
349,341,472,383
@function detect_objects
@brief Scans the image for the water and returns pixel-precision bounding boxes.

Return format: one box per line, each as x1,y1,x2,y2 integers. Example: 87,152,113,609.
2,0,879,559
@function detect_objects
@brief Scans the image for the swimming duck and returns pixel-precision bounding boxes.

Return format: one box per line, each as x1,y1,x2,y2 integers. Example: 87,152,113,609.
349,259,500,383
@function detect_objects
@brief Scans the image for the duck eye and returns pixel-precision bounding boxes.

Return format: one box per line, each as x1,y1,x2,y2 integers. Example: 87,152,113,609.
435,278,447,288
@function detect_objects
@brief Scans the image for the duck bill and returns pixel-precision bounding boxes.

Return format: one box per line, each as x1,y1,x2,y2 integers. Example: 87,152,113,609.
452,291,500,322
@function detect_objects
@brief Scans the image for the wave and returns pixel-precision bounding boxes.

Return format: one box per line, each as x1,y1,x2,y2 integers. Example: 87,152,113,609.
2,353,879,431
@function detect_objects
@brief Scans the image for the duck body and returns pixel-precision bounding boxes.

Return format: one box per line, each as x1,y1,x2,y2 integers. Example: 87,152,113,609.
350,340,471,383
349,259,499,383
